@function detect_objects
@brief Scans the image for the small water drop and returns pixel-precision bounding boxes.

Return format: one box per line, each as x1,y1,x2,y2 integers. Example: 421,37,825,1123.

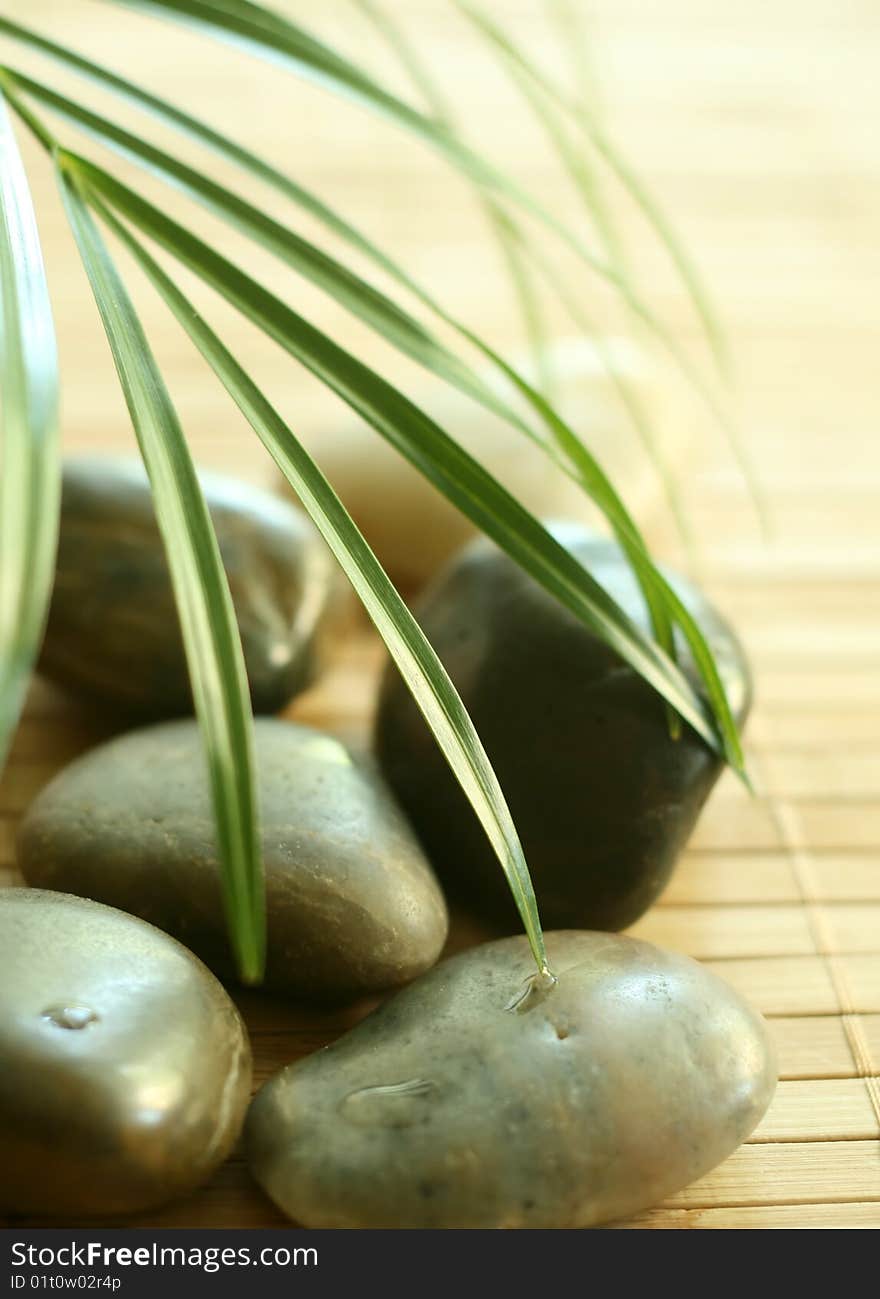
42,1005,99,1031
340,1078,434,1128
504,966,559,1014
346,1078,433,1101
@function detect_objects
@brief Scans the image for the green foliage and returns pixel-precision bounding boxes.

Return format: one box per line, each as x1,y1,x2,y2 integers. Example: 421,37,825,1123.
0,2,746,976
59,167,265,982
0,92,59,774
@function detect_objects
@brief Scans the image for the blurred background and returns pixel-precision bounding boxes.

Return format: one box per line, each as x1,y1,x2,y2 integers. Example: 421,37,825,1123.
3,0,879,1226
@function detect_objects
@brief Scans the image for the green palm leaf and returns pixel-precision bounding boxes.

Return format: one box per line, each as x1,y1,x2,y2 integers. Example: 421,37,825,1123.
119,0,754,513
0,69,681,657
0,4,751,981
451,0,629,291
88,191,554,975
348,0,555,396
0,92,59,773
520,231,696,556
451,2,766,524
0,17,735,540
544,0,602,119
0,68,510,422
106,0,606,225
65,153,730,757
0,65,688,600
452,0,729,380
450,1,770,525
0,14,400,270
1,69,743,765
339,1,687,647
105,0,721,400
43,5,734,446
58,163,265,983
0,15,561,397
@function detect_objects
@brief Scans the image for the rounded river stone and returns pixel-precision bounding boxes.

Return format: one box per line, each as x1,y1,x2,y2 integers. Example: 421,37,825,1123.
0,888,250,1217
246,931,776,1228
375,525,752,931
18,719,448,1002
39,456,339,718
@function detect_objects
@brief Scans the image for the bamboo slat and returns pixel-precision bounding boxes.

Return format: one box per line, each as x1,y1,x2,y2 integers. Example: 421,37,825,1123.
613,1203,880,1229
666,1142,880,1208
770,1016,868,1080
631,905,816,959
752,1080,880,1143
659,853,801,905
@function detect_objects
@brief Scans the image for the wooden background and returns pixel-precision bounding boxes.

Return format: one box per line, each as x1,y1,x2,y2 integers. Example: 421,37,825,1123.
1,0,879,1228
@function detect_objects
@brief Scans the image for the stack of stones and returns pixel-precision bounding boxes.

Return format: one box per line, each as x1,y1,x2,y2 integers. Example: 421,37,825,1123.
2,456,774,1229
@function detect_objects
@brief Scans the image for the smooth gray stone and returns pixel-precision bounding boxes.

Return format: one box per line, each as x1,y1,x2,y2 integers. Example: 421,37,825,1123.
246,931,776,1229
18,719,449,1002
0,888,250,1217
40,456,339,718
375,525,751,931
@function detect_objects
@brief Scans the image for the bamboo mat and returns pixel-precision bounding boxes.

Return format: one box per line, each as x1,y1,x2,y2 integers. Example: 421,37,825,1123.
2,0,879,1229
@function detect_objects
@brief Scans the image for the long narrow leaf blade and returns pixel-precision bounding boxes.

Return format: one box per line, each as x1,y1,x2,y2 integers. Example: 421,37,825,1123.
518,230,695,555
1,67,510,420
68,152,725,753
454,2,630,290
336,6,685,555
93,195,552,973
454,1,764,518
0,15,557,389
2,67,605,508
0,14,737,478
41,55,689,729
460,313,744,770
58,163,265,982
348,0,554,393
0,74,741,764
0,92,59,771
453,0,729,379
104,0,694,333
544,0,602,118
0,15,400,275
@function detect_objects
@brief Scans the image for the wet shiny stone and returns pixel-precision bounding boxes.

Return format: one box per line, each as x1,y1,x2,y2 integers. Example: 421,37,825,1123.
19,718,448,1002
376,525,752,932
40,456,339,718
246,931,776,1229
0,889,251,1217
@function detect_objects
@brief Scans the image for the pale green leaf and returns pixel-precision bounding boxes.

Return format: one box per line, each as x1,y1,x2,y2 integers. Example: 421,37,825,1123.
1,72,742,764
0,66,511,423
0,91,59,772
67,152,728,756
105,0,724,398
348,0,555,394
453,0,729,379
0,18,735,544
58,162,265,982
90,193,553,973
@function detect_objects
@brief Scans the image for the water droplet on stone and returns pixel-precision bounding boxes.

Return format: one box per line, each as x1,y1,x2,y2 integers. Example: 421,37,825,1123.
504,966,558,1014
339,1078,434,1128
42,1005,99,1031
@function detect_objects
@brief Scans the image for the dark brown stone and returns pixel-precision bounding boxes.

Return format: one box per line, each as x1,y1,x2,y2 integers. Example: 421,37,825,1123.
40,456,339,718
0,889,250,1216
247,931,775,1228
375,525,751,931
18,719,448,1002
